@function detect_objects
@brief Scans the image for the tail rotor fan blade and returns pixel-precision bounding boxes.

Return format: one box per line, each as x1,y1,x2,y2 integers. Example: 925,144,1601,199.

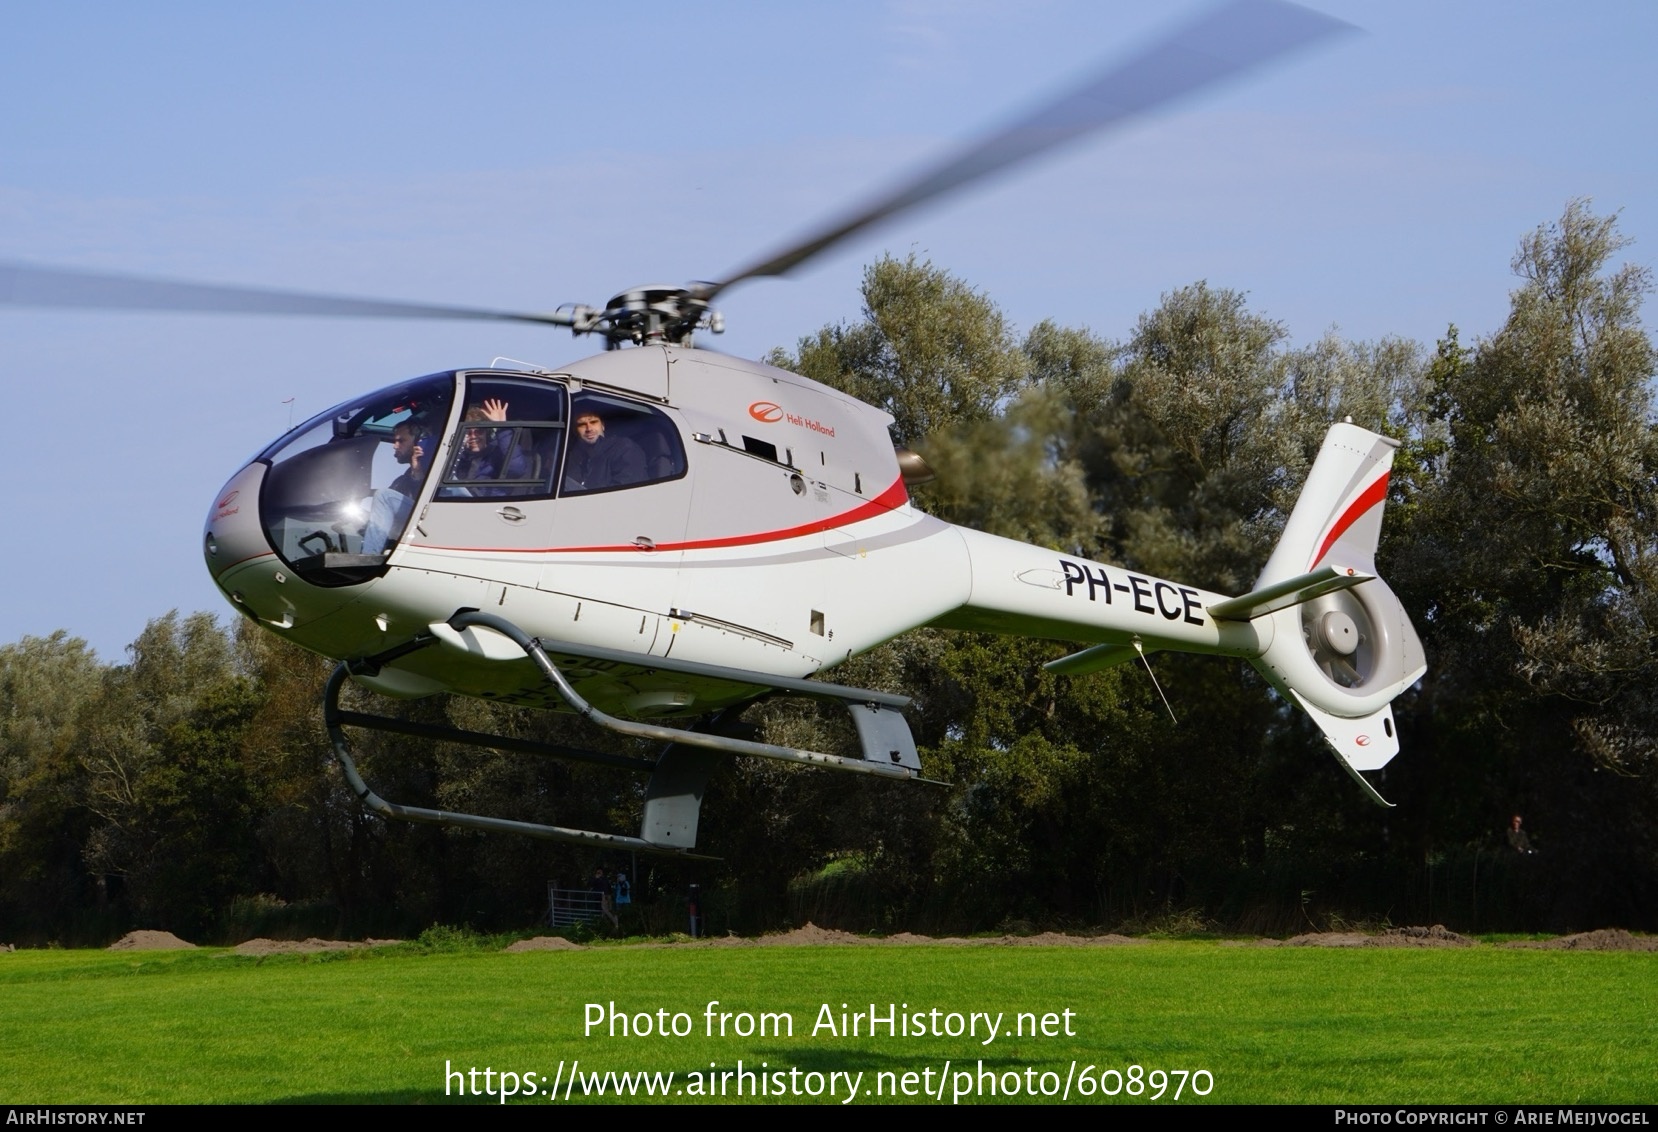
1328,654,1363,687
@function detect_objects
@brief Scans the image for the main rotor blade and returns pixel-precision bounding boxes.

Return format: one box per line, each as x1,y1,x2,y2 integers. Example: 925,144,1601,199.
0,261,573,326
708,0,1351,295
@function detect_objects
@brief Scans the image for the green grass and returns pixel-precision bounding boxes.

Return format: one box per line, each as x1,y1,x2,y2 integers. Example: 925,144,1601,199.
1,942,1653,1104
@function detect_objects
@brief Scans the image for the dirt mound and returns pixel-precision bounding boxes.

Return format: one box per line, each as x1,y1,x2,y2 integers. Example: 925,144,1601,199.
992,931,1143,947
504,936,586,952
961,934,1140,941
1275,932,1373,948
108,930,196,951
1266,925,1474,948
1505,929,1658,952
760,922,873,946
623,932,759,949
233,937,401,955
744,929,1144,947
1373,924,1475,948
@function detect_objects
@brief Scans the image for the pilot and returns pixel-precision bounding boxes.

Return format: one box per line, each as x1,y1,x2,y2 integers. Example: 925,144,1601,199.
361,418,428,555
562,406,645,492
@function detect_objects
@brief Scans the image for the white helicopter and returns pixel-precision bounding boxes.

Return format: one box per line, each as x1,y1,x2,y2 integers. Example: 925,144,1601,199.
0,1,1423,854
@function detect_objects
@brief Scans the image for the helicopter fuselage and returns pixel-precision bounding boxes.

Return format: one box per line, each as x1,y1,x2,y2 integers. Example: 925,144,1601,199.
203,345,1264,719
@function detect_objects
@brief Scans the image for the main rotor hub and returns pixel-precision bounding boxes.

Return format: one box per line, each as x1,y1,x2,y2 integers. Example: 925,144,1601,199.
584,284,722,348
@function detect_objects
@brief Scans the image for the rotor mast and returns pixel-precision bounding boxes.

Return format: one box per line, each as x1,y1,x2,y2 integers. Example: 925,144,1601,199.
570,285,726,349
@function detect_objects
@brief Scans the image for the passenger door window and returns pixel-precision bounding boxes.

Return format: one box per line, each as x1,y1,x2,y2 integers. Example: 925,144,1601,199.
562,394,687,496
435,377,568,501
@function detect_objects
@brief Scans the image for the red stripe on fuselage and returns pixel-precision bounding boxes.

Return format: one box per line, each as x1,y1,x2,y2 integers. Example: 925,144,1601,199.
1311,473,1389,567
413,475,911,556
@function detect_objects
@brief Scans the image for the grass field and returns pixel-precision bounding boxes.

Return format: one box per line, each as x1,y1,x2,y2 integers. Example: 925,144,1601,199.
1,940,1653,1105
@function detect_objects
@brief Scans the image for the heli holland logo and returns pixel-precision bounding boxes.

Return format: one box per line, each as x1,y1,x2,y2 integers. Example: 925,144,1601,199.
214,489,242,520
1354,735,1372,747
747,400,836,438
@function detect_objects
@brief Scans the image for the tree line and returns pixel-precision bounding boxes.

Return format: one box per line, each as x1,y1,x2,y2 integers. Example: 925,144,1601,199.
2,202,1654,943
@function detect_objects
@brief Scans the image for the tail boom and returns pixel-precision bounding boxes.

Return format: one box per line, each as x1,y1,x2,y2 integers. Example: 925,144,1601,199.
929,525,1271,661
927,421,1425,805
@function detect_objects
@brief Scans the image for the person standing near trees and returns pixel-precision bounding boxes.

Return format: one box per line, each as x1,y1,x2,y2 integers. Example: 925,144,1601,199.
590,867,619,930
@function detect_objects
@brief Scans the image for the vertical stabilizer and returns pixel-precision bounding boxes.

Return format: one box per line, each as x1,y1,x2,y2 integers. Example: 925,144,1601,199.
1248,423,1425,801
1258,422,1400,585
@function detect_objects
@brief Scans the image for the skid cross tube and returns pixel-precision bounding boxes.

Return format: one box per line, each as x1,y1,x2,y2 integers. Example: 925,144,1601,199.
448,609,919,782
323,664,686,854
327,709,657,774
323,664,657,772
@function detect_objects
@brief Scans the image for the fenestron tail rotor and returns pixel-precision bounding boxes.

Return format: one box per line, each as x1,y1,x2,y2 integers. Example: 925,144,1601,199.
1301,588,1376,689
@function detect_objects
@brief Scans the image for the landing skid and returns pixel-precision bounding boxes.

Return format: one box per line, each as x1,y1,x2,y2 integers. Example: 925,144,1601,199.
323,609,932,853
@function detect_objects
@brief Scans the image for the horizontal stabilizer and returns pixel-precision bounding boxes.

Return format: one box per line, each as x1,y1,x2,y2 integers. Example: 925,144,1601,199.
1043,642,1145,677
1207,565,1372,622
1290,690,1397,808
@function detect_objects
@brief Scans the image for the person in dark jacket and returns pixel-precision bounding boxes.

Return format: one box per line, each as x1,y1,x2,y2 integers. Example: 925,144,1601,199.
563,407,645,492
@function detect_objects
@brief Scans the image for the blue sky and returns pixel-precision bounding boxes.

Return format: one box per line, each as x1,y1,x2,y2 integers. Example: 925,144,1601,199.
3,1,1655,660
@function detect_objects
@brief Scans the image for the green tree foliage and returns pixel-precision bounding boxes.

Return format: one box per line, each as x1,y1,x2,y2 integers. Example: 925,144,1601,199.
1480,205,1656,775
1124,284,1285,586
773,253,1028,447
1080,283,1423,592
1391,202,1658,925
1036,286,1424,913
80,613,261,937
0,632,104,936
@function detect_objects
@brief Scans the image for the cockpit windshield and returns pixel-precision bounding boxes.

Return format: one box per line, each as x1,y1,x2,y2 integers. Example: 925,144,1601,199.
257,372,456,585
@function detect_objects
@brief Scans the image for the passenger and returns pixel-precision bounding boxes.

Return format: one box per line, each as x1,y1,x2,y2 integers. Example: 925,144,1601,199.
451,398,528,489
563,406,645,492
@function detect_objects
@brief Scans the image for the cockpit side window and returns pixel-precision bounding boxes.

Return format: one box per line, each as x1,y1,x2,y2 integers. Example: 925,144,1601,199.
435,377,567,502
562,395,686,496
